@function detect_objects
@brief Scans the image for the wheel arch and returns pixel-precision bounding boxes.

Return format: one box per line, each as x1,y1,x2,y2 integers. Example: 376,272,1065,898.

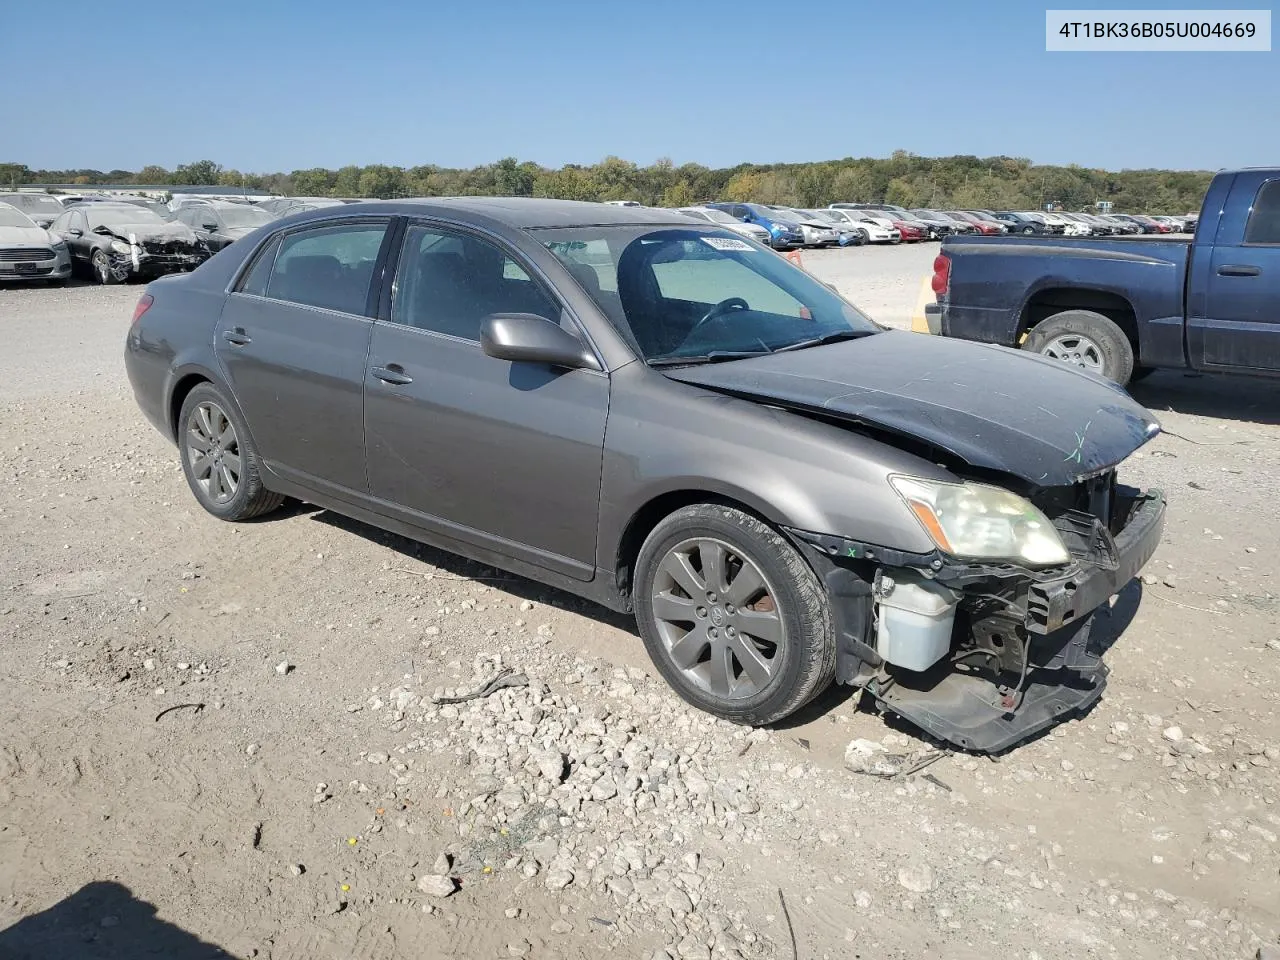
1016,286,1140,353
611,487,793,607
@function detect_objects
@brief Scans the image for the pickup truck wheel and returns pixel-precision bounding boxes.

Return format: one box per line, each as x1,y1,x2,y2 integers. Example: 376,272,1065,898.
1024,310,1135,386
634,504,836,726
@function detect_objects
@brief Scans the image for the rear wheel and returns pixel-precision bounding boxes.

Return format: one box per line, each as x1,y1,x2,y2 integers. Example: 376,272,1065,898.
1023,309,1135,386
178,383,284,521
634,504,835,726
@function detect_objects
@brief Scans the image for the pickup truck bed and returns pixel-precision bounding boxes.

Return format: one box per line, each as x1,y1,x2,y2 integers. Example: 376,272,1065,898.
928,168,1280,385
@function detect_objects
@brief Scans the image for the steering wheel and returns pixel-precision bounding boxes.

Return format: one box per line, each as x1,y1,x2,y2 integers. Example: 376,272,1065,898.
685,297,750,342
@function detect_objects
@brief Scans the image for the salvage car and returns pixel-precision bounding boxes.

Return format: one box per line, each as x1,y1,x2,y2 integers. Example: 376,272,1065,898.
48,203,208,284
675,206,773,245
124,199,1166,751
0,192,67,229
173,200,276,252
930,167,1280,384
0,202,72,284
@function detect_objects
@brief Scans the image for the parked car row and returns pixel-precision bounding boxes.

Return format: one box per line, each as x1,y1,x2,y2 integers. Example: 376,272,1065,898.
0,192,366,285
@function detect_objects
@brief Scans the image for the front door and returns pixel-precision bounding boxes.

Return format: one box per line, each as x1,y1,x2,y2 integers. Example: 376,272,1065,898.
214,218,392,495
1197,173,1280,373
363,222,609,579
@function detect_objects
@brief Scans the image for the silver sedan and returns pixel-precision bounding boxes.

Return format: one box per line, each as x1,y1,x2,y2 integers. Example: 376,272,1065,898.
0,202,72,284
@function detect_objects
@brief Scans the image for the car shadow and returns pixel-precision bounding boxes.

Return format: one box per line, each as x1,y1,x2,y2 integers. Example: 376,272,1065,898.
1130,370,1280,426
0,881,227,959
309,510,638,634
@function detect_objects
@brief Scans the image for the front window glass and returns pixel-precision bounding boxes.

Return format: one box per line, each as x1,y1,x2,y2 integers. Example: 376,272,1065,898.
217,205,274,228
0,205,35,228
537,226,878,362
88,207,165,227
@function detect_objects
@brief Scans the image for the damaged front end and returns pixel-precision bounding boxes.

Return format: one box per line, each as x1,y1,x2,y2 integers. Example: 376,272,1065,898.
100,228,210,280
788,476,1166,753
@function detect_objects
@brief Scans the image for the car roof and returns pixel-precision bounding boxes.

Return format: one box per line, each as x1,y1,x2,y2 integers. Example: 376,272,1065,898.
282,197,696,230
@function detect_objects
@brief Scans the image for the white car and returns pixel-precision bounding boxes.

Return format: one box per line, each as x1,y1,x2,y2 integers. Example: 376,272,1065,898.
770,207,838,247
0,201,73,284
800,209,865,246
1041,212,1091,236
676,206,772,244
825,209,901,244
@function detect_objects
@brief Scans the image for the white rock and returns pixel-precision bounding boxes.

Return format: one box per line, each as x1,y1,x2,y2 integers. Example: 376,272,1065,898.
666,888,693,914
417,874,457,897
844,739,899,777
897,863,936,893
275,661,292,675
591,777,618,801
1162,726,1184,743
432,852,453,875
545,869,574,890
366,752,389,765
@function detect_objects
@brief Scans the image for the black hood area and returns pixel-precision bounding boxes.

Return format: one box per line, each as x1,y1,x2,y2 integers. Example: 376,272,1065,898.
662,331,1160,487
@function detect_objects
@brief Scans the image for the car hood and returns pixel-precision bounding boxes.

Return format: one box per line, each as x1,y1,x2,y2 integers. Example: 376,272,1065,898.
0,224,54,246
94,221,199,243
661,331,1160,486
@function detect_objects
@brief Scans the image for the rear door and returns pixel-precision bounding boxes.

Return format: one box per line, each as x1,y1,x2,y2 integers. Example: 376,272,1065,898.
1195,172,1280,373
214,218,393,495
363,221,609,579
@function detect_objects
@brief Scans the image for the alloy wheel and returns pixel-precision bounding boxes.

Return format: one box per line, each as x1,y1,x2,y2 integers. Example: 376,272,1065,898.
1041,334,1105,374
649,537,784,700
185,401,241,504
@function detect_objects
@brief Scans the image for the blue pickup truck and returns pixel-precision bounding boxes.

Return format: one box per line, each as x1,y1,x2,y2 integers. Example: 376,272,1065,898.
927,167,1280,386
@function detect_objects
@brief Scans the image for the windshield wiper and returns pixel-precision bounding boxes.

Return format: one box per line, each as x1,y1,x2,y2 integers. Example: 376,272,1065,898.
646,350,770,367
772,330,874,353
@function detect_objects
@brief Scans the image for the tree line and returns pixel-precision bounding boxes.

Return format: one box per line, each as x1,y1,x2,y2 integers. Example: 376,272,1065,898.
0,151,1213,213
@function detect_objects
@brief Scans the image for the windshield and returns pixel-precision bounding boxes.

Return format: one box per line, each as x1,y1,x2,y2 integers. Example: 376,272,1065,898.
538,226,878,362
804,210,837,222
696,208,739,225
0,194,63,216
88,207,165,227
216,205,274,228
0,205,36,228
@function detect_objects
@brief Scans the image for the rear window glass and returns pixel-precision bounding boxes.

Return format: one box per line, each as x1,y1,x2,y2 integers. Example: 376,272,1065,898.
1244,180,1280,244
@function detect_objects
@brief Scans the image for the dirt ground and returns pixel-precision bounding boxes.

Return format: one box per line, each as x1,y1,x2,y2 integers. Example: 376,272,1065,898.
1,260,1277,960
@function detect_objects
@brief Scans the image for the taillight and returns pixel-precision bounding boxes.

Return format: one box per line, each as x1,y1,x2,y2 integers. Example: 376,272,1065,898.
931,254,951,297
131,294,153,327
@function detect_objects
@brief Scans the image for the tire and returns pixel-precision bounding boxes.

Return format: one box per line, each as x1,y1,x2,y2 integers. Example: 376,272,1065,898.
1021,226,1034,235
633,504,836,726
1023,309,1135,386
91,249,121,285
177,383,284,521
857,229,869,245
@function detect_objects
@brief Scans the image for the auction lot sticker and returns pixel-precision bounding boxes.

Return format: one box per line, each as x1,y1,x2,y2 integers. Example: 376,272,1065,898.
1046,9,1271,50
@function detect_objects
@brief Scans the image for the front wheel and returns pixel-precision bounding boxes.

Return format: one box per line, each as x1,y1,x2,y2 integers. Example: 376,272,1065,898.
633,504,836,726
178,383,284,521
1023,309,1135,386
92,249,121,285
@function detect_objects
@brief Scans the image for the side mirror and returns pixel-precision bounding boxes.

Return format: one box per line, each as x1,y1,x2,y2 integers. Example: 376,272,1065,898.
91,225,113,236
480,313,598,370
201,222,218,232
68,228,84,237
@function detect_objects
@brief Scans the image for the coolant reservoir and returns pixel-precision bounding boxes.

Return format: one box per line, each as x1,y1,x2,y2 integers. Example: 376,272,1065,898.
875,572,960,672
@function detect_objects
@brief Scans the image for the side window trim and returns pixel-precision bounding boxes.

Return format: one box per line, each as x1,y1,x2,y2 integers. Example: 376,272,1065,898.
380,216,606,370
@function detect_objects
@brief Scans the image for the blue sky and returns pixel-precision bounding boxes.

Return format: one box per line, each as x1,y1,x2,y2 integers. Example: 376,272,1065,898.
2,0,1275,172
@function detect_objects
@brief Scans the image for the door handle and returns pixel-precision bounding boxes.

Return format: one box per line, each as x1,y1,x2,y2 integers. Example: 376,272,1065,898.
371,364,413,385
222,328,251,345
1217,264,1261,277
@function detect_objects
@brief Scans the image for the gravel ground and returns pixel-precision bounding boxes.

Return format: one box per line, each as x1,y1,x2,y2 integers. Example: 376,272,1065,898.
1,257,1277,960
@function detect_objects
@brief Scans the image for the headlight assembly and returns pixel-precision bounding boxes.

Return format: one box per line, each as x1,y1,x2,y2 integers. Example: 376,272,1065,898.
110,239,133,255
890,476,1070,566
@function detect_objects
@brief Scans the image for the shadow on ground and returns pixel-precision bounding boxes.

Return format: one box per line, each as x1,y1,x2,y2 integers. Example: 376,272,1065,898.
0,881,227,959
1131,370,1280,427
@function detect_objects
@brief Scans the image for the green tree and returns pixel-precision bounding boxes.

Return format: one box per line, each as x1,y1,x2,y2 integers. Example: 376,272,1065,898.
172,160,222,185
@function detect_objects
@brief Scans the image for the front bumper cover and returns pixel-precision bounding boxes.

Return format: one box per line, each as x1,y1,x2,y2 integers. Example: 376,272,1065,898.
788,488,1167,752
